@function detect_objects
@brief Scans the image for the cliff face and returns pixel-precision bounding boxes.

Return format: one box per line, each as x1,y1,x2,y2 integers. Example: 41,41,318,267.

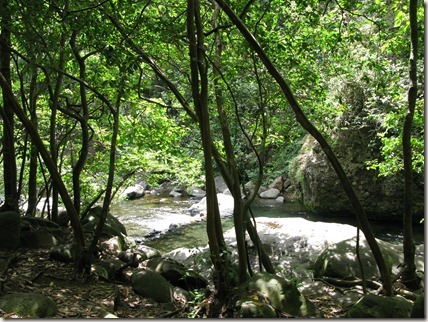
288,111,424,222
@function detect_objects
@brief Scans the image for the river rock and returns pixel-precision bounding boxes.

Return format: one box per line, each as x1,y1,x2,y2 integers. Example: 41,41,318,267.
214,176,228,193
239,272,319,317
123,183,146,200
81,206,128,246
346,294,412,318
49,243,76,263
189,193,234,217
269,176,284,191
146,257,208,291
0,211,21,250
259,188,280,199
131,270,174,303
187,187,206,198
136,244,161,259
20,230,59,249
0,292,57,318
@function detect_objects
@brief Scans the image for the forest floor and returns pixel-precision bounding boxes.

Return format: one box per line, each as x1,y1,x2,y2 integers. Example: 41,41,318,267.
0,247,415,318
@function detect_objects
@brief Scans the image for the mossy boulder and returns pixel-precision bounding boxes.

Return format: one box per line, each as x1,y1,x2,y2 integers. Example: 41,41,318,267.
346,294,412,318
0,292,57,318
313,237,393,279
0,211,21,250
239,272,319,317
131,270,174,303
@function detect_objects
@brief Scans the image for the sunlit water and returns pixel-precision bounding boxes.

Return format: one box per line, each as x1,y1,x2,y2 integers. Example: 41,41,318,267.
111,191,424,254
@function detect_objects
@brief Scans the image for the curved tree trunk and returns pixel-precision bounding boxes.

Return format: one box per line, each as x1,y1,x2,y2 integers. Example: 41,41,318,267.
215,0,393,296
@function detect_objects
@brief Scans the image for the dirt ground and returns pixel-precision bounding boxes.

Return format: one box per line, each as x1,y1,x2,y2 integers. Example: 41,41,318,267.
0,247,419,318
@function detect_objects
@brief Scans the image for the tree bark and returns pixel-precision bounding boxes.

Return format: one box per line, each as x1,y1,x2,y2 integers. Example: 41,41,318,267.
0,72,85,271
401,0,420,290
187,0,230,301
0,0,18,212
215,0,393,296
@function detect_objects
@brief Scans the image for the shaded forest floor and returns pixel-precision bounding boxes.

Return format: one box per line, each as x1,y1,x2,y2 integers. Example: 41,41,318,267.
0,247,415,318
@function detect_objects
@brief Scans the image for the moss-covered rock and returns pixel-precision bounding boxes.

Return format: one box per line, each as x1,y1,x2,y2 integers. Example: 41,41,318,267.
239,272,319,317
0,292,57,318
346,294,412,318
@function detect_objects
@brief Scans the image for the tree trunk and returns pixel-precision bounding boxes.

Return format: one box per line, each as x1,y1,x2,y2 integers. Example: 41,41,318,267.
0,0,18,212
0,72,85,272
401,0,420,290
187,0,230,303
215,0,393,296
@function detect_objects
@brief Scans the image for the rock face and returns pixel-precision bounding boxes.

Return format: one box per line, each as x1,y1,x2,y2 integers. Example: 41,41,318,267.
289,116,424,221
0,292,57,318
0,211,21,250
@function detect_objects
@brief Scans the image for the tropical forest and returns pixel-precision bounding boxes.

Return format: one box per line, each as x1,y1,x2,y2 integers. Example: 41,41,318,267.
0,0,425,318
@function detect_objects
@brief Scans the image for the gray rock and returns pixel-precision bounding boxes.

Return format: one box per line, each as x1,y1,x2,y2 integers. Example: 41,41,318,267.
239,272,319,317
146,257,208,291
313,237,393,279
0,292,57,318
346,294,412,318
136,244,161,259
49,243,76,262
124,184,146,200
259,188,280,199
236,300,277,318
269,176,284,191
92,258,124,280
0,211,21,250
20,230,59,249
57,211,70,227
187,187,205,198
131,270,173,303
214,176,228,193
189,193,234,217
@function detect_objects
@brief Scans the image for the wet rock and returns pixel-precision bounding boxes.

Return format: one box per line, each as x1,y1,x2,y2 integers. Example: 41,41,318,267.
123,183,146,200
346,294,412,318
131,270,174,303
0,211,21,250
0,292,57,318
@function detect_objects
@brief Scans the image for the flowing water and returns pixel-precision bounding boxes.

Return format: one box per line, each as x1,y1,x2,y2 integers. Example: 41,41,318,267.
111,191,424,254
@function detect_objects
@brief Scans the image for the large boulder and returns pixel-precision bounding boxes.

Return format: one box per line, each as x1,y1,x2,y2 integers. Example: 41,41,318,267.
0,292,57,318
259,188,280,199
239,272,319,317
189,193,234,217
288,83,423,221
313,237,393,279
123,183,146,200
131,270,174,303
346,294,412,318
82,206,128,247
20,230,59,249
146,257,208,291
0,211,21,250
136,244,161,259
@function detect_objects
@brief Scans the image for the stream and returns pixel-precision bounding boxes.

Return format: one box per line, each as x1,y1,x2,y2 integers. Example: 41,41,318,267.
111,191,424,254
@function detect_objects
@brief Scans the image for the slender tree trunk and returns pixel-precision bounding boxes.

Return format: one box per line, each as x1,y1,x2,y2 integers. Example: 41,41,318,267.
70,30,90,216
0,72,85,271
187,0,230,302
215,0,393,296
0,0,18,212
401,0,420,290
